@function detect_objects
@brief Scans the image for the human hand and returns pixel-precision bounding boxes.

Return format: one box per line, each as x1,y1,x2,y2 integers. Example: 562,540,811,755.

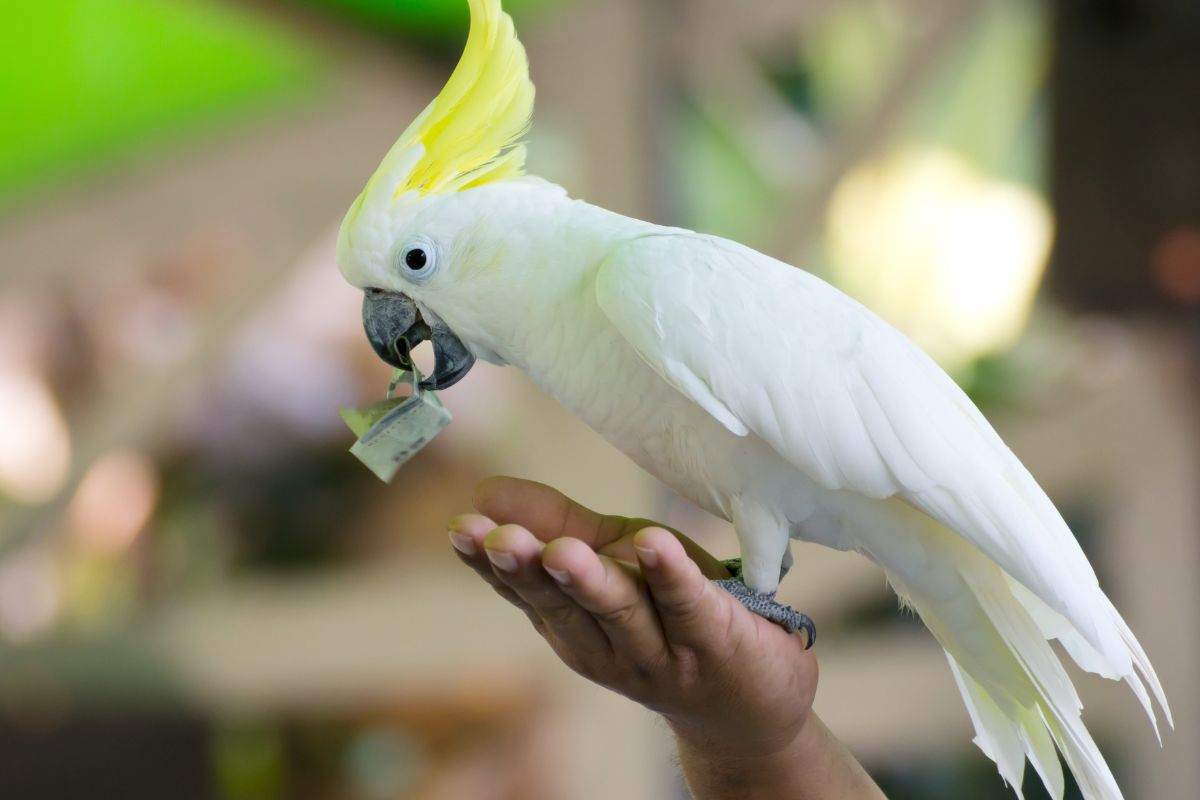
446,477,882,799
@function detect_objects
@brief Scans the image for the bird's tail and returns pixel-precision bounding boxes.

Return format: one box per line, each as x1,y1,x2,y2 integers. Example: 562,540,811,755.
877,523,1169,800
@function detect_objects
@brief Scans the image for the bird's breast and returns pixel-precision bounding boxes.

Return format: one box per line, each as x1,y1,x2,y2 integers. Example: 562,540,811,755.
515,293,737,517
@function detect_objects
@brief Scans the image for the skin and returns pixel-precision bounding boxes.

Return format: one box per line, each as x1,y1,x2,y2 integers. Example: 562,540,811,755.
447,476,886,800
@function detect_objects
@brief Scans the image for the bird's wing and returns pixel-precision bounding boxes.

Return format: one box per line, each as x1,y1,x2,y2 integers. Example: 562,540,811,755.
595,231,1123,670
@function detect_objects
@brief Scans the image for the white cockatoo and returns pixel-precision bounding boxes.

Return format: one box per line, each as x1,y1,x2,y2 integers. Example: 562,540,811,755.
336,2,1170,797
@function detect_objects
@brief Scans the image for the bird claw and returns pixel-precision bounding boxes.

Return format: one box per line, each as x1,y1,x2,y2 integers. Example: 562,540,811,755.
716,559,815,648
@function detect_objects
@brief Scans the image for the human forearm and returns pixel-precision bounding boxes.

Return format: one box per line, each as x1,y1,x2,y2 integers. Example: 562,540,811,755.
670,713,885,800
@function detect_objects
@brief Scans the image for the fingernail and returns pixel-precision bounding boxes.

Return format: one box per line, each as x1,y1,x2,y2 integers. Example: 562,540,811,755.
486,549,518,573
634,545,658,569
448,531,476,555
545,566,571,586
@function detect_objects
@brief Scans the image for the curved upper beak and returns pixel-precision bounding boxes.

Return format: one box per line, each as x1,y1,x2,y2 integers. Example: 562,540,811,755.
362,291,476,390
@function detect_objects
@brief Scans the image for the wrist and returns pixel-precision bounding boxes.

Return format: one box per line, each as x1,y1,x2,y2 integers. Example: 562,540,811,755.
667,712,883,800
666,711,817,798
666,710,811,759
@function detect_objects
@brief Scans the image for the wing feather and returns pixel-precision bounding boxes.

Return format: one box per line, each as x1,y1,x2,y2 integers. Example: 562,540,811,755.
595,231,1127,672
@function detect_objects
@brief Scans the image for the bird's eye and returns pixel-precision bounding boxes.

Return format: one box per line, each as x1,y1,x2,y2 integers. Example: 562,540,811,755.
395,236,439,283
405,249,427,270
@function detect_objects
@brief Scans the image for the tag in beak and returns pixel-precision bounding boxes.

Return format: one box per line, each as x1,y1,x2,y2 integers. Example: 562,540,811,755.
339,366,452,482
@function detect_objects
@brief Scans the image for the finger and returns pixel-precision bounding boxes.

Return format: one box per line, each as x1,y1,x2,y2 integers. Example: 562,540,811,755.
483,524,610,656
448,514,506,588
633,527,736,654
599,533,731,580
447,515,535,613
473,479,728,579
448,513,506,588
542,537,668,671
474,477,636,548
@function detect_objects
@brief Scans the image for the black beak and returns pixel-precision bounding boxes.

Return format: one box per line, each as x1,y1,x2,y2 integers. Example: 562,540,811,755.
362,290,476,390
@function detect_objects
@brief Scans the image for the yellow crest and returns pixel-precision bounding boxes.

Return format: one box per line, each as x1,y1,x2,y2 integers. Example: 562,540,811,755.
358,0,534,211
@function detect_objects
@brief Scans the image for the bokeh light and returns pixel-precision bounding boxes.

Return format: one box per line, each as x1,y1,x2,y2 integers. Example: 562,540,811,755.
827,148,1052,372
68,449,159,554
0,366,71,505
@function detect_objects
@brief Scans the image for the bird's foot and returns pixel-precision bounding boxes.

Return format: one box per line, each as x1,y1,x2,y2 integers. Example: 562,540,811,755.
716,559,815,648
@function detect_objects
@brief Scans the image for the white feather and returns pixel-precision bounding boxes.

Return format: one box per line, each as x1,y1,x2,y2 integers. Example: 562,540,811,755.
590,228,1171,799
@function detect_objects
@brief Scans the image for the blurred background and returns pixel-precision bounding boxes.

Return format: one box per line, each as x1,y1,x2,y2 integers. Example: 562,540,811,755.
0,0,1197,797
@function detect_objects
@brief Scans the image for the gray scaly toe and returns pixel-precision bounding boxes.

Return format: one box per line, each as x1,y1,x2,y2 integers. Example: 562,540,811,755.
717,558,816,648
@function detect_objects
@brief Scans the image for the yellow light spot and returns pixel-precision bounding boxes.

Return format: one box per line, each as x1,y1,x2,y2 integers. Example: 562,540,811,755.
826,148,1053,372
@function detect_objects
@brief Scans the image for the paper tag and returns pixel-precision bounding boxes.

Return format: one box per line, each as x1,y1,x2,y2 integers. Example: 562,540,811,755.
339,368,452,483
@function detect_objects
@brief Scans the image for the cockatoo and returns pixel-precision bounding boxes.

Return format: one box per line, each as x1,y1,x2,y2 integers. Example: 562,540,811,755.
336,1,1170,797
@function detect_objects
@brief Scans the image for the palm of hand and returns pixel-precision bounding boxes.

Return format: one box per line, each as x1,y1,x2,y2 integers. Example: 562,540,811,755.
447,477,818,758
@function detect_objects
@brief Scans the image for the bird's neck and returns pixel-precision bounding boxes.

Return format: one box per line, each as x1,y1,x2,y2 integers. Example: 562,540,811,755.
484,190,652,370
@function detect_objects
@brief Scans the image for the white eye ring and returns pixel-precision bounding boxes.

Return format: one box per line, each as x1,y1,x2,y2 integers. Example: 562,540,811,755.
395,236,440,283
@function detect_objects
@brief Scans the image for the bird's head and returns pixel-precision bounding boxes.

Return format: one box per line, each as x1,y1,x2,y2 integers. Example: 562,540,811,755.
337,0,535,390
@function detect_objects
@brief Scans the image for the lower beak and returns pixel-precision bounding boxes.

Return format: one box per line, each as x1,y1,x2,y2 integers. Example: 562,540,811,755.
362,291,476,390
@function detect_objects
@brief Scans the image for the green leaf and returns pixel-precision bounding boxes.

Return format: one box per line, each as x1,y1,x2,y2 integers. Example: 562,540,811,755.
0,0,320,203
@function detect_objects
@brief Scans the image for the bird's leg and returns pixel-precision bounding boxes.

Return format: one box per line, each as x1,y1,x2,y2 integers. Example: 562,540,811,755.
717,501,815,647
715,558,816,648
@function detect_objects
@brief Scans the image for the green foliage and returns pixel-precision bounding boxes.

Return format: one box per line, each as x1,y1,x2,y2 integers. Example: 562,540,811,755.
213,723,287,800
674,102,779,246
676,0,1049,261
0,0,320,203
299,0,557,39
803,0,1048,183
